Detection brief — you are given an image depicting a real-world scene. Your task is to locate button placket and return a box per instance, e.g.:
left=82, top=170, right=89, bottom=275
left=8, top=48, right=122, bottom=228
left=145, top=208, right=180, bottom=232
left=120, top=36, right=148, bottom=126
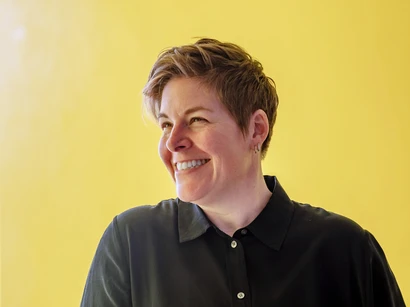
left=226, top=237, right=250, bottom=306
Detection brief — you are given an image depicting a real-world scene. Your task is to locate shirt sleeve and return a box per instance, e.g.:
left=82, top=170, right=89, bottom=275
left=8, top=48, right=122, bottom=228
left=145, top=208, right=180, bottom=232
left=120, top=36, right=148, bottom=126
left=364, top=230, right=405, bottom=307
left=80, top=217, right=131, bottom=307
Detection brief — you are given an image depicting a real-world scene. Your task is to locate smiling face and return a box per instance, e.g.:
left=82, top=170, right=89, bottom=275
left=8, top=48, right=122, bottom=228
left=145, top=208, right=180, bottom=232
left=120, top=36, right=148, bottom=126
left=158, top=77, right=254, bottom=205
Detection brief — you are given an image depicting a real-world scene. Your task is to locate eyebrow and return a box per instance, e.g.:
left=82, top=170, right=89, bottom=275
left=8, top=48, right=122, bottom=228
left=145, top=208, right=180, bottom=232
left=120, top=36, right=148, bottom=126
left=157, top=106, right=213, bottom=120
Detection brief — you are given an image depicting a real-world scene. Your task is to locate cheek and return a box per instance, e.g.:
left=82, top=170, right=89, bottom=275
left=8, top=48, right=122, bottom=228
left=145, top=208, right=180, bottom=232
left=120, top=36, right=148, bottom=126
left=207, top=130, right=240, bottom=153
left=158, top=137, right=169, bottom=163
left=158, top=137, right=176, bottom=181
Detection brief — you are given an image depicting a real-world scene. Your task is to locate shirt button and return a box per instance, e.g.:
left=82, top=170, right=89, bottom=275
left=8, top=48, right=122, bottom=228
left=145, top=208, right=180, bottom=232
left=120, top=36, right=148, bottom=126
left=231, top=240, right=237, bottom=248
left=237, top=292, right=245, bottom=299
left=241, top=229, right=248, bottom=235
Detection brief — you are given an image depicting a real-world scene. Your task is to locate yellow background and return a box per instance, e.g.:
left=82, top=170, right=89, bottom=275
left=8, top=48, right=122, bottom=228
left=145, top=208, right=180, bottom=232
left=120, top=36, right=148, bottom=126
left=1, top=0, right=409, bottom=306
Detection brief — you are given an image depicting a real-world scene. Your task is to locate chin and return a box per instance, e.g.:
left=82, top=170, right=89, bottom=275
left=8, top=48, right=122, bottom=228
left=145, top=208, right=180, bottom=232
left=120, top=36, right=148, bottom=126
left=176, top=186, right=206, bottom=204
left=176, top=191, right=197, bottom=203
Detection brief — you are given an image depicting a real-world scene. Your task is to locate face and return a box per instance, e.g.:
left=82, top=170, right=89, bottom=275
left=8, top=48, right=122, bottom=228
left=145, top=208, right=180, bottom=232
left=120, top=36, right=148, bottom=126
left=158, top=77, right=254, bottom=205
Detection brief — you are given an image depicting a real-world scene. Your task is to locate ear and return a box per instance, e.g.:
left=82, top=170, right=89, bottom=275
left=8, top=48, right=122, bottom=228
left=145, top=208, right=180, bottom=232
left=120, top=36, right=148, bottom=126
left=249, top=109, right=269, bottom=146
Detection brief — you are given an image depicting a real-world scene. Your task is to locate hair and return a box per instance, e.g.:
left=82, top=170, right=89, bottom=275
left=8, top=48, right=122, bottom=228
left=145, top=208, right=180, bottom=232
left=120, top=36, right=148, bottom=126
left=143, top=38, right=279, bottom=158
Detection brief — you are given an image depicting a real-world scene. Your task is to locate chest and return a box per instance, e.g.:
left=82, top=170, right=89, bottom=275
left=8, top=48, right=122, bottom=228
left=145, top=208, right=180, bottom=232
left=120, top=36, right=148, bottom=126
left=128, top=232, right=359, bottom=307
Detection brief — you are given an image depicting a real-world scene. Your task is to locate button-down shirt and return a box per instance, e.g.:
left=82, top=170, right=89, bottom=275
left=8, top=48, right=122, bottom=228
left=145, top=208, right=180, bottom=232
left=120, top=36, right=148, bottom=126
left=81, top=176, right=405, bottom=306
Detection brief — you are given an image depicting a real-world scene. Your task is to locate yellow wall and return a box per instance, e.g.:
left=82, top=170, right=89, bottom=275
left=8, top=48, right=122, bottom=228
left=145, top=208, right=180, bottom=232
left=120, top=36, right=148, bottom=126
left=1, top=0, right=409, bottom=306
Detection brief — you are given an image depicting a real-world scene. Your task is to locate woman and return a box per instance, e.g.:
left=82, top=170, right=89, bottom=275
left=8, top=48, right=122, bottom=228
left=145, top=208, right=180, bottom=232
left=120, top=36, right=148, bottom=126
left=81, top=38, right=405, bottom=306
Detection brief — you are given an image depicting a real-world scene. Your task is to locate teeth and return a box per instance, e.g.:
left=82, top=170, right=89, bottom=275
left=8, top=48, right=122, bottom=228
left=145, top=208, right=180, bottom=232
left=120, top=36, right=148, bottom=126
left=176, top=159, right=209, bottom=171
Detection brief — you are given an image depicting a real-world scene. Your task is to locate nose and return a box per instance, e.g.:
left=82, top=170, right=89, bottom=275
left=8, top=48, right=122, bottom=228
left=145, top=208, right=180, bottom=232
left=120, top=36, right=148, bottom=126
left=166, top=124, right=191, bottom=152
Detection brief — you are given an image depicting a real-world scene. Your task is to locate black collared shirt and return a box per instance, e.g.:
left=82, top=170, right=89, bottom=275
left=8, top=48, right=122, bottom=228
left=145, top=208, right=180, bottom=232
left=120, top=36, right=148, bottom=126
left=81, top=176, right=405, bottom=306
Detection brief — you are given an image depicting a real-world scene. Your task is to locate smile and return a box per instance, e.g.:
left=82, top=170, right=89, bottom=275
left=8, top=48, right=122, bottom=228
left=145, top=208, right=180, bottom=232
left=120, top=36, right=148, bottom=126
left=175, top=159, right=210, bottom=171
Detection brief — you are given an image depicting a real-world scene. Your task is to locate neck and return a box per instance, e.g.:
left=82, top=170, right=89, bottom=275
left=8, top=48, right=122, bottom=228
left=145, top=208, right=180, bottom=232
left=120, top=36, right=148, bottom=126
left=197, top=171, right=272, bottom=237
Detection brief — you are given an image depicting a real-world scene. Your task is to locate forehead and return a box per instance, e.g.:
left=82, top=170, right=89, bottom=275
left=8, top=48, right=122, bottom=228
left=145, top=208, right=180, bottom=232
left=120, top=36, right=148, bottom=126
left=159, top=78, right=221, bottom=115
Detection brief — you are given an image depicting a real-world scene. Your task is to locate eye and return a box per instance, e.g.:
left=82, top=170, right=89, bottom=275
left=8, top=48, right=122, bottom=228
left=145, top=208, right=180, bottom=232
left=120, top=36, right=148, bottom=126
left=160, top=122, right=172, bottom=130
left=190, top=117, right=206, bottom=124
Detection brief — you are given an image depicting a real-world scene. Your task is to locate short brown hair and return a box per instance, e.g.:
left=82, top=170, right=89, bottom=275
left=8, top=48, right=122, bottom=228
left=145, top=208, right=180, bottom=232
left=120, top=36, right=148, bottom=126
left=143, top=38, right=279, bottom=158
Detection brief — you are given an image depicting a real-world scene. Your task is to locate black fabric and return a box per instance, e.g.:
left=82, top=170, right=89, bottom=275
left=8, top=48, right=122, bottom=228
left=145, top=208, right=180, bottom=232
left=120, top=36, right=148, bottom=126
left=81, top=176, right=405, bottom=306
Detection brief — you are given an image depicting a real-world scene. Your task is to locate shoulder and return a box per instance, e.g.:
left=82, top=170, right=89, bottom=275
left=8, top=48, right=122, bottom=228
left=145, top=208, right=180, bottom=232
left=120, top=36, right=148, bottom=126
left=117, top=198, right=179, bottom=221
left=284, top=201, right=377, bottom=267
left=114, top=198, right=180, bottom=235
left=290, top=201, right=366, bottom=245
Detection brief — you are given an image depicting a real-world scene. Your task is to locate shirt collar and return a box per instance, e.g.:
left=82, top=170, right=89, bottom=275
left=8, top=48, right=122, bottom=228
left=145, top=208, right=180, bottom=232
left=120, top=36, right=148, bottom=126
left=247, top=176, right=295, bottom=250
left=177, top=176, right=295, bottom=250
left=178, top=199, right=211, bottom=243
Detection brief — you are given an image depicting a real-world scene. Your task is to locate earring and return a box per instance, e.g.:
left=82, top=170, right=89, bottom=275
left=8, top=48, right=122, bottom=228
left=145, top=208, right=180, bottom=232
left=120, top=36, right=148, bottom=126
left=254, top=143, right=261, bottom=153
